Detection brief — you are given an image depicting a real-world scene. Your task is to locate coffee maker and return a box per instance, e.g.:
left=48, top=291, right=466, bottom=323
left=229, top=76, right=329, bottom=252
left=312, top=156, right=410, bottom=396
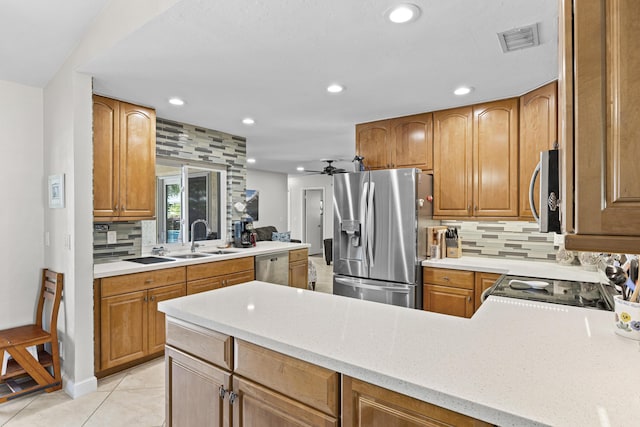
left=233, top=214, right=255, bottom=248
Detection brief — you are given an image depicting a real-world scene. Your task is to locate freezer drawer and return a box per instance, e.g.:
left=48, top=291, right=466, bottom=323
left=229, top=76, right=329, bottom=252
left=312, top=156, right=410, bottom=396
left=333, top=275, right=418, bottom=309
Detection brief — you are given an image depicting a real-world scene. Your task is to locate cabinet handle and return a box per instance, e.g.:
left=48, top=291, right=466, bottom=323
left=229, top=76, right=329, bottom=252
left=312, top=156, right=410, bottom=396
left=474, top=205, right=478, bottom=211
left=443, top=276, right=449, bottom=281
left=468, top=296, right=472, bottom=302
left=228, top=391, right=238, bottom=405
left=143, top=296, right=148, bottom=302
left=218, top=386, right=227, bottom=400
left=114, top=204, right=118, bottom=211
left=121, top=205, right=125, bottom=211
left=467, top=205, right=471, bottom=212
left=150, top=296, right=155, bottom=302
left=145, top=279, right=154, bottom=284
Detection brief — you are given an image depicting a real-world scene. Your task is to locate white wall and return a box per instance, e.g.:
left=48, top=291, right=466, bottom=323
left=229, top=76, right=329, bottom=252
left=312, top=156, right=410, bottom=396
left=287, top=174, right=333, bottom=242
left=0, top=80, right=44, bottom=329
left=246, top=169, right=288, bottom=232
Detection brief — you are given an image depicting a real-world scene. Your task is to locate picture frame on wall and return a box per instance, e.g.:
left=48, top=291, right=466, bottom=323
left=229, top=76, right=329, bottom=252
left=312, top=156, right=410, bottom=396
left=246, top=189, right=259, bottom=221
left=48, top=174, right=65, bottom=209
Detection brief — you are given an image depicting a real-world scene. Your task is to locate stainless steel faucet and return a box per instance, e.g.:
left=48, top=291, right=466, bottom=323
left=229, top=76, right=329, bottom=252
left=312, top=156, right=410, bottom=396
left=190, top=219, right=209, bottom=252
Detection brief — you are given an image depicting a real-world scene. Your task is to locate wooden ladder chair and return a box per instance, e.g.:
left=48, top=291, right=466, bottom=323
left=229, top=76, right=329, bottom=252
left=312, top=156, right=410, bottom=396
left=0, top=269, right=63, bottom=403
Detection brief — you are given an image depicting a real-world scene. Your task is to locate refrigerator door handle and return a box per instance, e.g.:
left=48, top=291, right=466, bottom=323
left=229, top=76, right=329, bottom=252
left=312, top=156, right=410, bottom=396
left=360, top=182, right=369, bottom=264
left=367, top=182, right=375, bottom=267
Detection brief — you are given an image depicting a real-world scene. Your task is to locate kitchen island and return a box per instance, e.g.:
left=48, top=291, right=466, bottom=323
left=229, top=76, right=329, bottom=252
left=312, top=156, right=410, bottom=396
left=159, top=280, right=639, bottom=426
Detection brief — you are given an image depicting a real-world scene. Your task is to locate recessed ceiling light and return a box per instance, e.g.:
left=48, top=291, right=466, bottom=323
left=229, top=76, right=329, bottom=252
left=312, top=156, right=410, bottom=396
left=247, top=158, right=256, bottom=164
left=168, top=97, right=184, bottom=106
left=327, top=84, right=344, bottom=94
left=242, top=118, right=255, bottom=125
left=297, top=166, right=305, bottom=171
left=385, top=3, right=421, bottom=24
left=454, top=86, right=473, bottom=96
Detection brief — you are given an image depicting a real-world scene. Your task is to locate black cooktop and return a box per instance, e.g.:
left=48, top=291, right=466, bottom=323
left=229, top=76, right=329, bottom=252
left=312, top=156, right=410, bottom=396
left=486, top=274, right=614, bottom=311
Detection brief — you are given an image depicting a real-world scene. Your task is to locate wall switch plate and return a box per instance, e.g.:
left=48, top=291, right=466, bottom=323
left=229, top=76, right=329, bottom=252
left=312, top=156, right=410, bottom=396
left=553, top=233, right=565, bottom=246
left=45, top=231, right=50, bottom=247
left=107, top=230, right=117, bottom=244
left=94, top=224, right=109, bottom=232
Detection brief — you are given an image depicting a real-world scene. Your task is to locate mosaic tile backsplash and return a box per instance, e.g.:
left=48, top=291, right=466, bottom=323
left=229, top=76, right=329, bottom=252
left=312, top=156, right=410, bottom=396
left=441, top=220, right=557, bottom=261
left=93, top=118, right=247, bottom=263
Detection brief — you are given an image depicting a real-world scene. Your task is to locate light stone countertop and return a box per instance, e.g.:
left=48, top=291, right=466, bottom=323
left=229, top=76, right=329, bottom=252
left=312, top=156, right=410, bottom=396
left=93, top=241, right=310, bottom=278
left=159, top=281, right=640, bottom=427
left=423, top=256, right=605, bottom=283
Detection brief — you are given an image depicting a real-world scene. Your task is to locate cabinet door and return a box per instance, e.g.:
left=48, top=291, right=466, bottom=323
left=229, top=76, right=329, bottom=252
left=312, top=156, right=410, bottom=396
left=148, top=283, right=186, bottom=354
left=519, top=82, right=557, bottom=219
left=165, top=345, right=230, bottom=427
left=232, top=376, right=338, bottom=427
left=356, top=120, right=391, bottom=170
left=222, top=270, right=255, bottom=287
left=93, top=95, right=120, bottom=218
left=564, top=0, right=640, bottom=252
left=474, top=272, right=501, bottom=312
left=100, top=290, right=147, bottom=370
left=390, top=113, right=433, bottom=171
left=473, top=99, right=519, bottom=217
left=342, top=376, right=492, bottom=427
left=423, top=284, right=474, bottom=318
left=119, top=102, right=156, bottom=219
left=433, top=107, right=473, bottom=217
left=289, top=260, right=308, bottom=289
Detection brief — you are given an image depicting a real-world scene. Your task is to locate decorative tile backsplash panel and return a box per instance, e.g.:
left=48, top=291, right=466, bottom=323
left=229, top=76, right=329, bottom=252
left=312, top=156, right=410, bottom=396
left=441, top=220, right=557, bottom=261
left=93, top=118, right=247, bottom=263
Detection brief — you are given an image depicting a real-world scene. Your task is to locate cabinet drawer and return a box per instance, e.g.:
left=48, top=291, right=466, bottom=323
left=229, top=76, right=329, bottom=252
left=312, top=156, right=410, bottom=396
left=235, top=340, right=339, bottom=417
left=186, top=257, right=254, bottom=281
left=423, top=267, right=474, bottom=290
left=101, top=267, right=186, bottom=297
left=289, top=248, right=308, bottom=263
left=165, top=318, right=233, bottom=371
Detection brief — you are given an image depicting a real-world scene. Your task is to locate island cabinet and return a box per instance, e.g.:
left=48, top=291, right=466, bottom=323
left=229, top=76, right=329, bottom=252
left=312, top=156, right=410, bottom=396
left=433, top=99, right=519, bottom=219
left=423, top=267, right=475, bottom=318
left=518, top=81, right=557, bottom=220
left=93, top=94, right=156, bottom=221
left=94, top=267, right=186, bottom=375
left=342, top=376, right=492, bottom=427
left=559, top=0, right=640, bottom=253
left=165, top=318, right=339, bottom=427
left=356, top=113, right=433, bottom=171
left=186, top=257, right=254, bottom=295
left=288, top=248, right=308, bottom=289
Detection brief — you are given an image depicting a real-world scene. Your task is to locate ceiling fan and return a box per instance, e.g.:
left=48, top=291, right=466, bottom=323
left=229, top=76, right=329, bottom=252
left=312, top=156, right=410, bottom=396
left=304, top=160, right=348, bottom=176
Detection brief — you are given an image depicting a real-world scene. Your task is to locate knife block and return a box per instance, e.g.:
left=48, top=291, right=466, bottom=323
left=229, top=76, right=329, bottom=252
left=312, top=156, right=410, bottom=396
left=446, top=240, right=462, bottom=258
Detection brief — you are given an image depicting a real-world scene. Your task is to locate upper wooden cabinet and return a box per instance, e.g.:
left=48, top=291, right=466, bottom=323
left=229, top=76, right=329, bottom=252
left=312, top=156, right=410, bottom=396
left=93, top=95, right=156, bottom=221
left=433, top=99, right=518, bottom=218
left=356, top=113, right=433, bottom=171
left=519, top=82, right=557, bottom=220
left=560, top=0, right=640, bottom=253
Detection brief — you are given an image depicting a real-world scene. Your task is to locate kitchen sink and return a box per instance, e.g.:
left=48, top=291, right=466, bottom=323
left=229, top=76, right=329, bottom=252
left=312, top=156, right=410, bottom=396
left=203, top=250, right=237, bottom=255
left=125, top=256, right=176, bottom=264
left=170, top=253, right=213, bottom=259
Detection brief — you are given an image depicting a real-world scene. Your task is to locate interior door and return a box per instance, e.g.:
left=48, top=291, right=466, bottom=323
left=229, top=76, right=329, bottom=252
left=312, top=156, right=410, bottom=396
left=304, top=189, right=323, bottom=255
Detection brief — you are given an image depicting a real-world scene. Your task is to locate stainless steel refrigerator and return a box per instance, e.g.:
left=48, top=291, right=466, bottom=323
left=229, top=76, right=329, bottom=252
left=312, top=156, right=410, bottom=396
left=333, top=168, right=432, bottom=309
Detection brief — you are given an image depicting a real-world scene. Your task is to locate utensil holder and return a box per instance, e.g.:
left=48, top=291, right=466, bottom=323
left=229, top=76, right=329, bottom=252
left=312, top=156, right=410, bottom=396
left=614, top=295, right=640, bottom=340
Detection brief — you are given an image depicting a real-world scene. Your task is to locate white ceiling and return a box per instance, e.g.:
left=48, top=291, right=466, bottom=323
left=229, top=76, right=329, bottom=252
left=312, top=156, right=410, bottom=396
left=2, top=0, right=558, bottom=175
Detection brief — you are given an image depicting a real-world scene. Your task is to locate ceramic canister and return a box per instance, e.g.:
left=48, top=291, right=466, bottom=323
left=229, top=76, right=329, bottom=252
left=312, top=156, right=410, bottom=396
left=614, top=295, right=640, bottom=340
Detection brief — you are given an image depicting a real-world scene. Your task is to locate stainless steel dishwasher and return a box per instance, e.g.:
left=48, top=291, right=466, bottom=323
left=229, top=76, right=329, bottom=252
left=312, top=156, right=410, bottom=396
left=255, top=252, right=289, bottom=286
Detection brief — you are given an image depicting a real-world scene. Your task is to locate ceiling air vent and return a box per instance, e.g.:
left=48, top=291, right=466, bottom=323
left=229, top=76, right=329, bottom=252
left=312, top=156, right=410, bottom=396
left=497, top=23, right=540, bottom=53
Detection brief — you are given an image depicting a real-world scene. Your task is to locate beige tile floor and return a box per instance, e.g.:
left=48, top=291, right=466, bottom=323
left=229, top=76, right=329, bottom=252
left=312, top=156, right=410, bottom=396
left=0, top=257, right=333, bottom=427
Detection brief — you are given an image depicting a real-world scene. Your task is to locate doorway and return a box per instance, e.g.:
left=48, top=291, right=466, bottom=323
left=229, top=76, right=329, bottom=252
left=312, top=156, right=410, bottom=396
left=304, top=189, right=323, bottom=255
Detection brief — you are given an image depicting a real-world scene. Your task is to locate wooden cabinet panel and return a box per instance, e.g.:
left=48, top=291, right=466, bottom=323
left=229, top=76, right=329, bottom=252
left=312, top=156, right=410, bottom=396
left=101, top=267, right=186, bottom=297
left=289, top=248, right=309, bottom=263
left=92, top=95, right=156, bottom=221
left=562, top=0, right=640, bottom=253
left=232, top=376, right=337, bottom=427
left=473, top=99, right=519, bottom=217
left=342, top=376, right=492, bottom=427
left=187, top=277, right=223, bottom=295
left=118, top=102, right=156, bottom=218
left=187, top=257, right=254, bottom=282
left=519, top=82, right=557, bottom=219
left=148, top=283, right=186, bottom=354
left=165, top=345, right=230, bottom=427
left=423, top=267, right=474, bottom=290
left=474, top=272, right=501, bottom=311
left=93, top=96, right=120, bottom=218
left=424, top=284, right=474, bottom=318
left=235, top=340, right=339, bottom=417
left=390, top=112, right=433, bottom=171
left=222, top=270, right=255, bottom=287
left=356, top=120, right=391, bottom=170
left=100, top=290, right=147, bottom=370
left=166, top=318, right=234, bottom=371
left=433, top=107, right=474, bottom=216
left=289, top=260, right=308, bottom=289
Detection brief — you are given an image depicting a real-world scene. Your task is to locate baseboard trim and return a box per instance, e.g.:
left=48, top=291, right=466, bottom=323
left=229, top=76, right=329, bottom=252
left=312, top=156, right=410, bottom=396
left=63, top=373, right=97, bottom=399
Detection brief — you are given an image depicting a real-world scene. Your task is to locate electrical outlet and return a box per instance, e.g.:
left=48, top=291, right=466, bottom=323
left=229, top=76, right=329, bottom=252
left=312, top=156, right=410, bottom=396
left=107, top=230, right=117, bottom=244
left=553, top=233, right=565, bottom=246
left=65, top=234, right=71, bottom=250
left=94, top=224, right=109, bottom=232
left=45, top=231, right=50, bottom=247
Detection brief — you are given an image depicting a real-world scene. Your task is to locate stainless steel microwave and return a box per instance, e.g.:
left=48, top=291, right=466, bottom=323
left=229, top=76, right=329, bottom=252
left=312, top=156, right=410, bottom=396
left=529, top=149, right=561, bottom=233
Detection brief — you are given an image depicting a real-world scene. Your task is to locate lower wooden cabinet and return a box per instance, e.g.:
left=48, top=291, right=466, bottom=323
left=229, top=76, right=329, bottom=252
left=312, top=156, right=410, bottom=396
left=474, top=272, right=501, bottom=312
left=186, top=257, right=255, bottom=295
left=342, top=376, right=492, bottom=427
left=424, top=284, right=474, bottom=318
left=95, top=267, right=186, bottom=375
left=288, top=248, right=309, bottom=289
